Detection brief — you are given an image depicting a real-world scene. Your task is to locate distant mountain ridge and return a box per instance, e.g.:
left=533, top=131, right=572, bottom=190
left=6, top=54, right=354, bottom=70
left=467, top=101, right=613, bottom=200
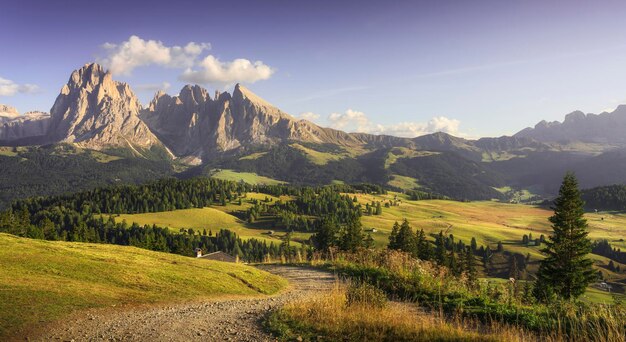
left=0, top=105, right=50, bottom=141
left=2, top=62, right=626, bottom=202
left=515, top=105, right=626, bottom=147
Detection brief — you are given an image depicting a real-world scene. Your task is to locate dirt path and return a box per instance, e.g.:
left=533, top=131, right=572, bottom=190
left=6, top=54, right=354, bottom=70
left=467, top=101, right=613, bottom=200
left=34, top=265, right=336, bottom=342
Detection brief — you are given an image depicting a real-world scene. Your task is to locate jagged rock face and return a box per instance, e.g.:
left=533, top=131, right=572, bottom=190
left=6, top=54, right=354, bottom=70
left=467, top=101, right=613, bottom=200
left=47, top=63, right=163, bottom=151
left=515, top=106, right=626, bottom=146
left=0, top=105, right=51, bottom=140
left=143, top=83, right=365, bottom=159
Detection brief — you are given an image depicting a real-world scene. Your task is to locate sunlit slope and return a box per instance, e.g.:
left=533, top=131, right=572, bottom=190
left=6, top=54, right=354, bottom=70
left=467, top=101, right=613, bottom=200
left=0, top=233, right=287, bottom=339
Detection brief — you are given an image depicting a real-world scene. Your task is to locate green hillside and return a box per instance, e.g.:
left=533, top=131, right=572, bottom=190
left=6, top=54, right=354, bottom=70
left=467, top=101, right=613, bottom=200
left=0, top=233, right=287, bottom=339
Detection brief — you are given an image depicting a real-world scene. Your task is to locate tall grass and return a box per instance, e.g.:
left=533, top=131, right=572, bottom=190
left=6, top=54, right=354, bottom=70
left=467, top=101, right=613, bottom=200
left=267, top=283, right=535, bottom=341
left=303, top=249, right=626, bottom=341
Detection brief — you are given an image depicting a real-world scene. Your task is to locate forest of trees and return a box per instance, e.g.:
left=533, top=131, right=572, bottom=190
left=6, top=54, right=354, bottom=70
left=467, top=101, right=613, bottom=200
left=581, top=184, right=626, bottom=211
left=0, top=177, right=383, bottom=262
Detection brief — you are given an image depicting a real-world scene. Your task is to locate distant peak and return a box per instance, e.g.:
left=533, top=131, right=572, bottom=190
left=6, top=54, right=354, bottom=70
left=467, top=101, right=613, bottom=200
left=179, top=84, right=209, bottom=103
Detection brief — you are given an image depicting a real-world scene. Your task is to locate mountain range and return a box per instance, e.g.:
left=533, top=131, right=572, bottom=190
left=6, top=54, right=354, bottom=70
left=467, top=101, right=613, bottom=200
left=2, top=62, right=626, bottom=204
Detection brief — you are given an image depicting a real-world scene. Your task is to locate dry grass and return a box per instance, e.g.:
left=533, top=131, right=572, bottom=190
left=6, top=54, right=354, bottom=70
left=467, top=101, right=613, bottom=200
left=270, top=284, right=534, bottom=341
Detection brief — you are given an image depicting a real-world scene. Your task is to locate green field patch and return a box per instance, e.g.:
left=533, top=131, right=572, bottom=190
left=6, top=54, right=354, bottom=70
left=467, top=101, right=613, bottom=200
left=210, top=169, right=286, bottom=185
left=111, top=206, right=310, bottom=246
left=387, top=174, right=420, bottom=190
left=384, top=147, right=438, bottom=169
left=290, top=143, right=347, bottom=165
left=239, top=152, right=268, bottom=160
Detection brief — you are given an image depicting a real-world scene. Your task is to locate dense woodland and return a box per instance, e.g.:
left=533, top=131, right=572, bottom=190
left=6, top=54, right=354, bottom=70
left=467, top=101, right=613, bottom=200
left=582, top=184, right=626, bottom=211
left=0, top=144, right=174, bottom=209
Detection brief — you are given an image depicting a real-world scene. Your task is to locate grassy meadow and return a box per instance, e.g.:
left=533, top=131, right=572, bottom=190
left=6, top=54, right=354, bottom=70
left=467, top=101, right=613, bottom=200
left=110, top=192, right=311, bottom=246
left=0, top=233, right=287, bottom=339
left=210, top=169, right=287, bottom=185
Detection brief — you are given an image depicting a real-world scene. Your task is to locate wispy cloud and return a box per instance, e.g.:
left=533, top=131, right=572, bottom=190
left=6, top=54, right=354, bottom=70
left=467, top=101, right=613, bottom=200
left=0, top=77, right=40, bottom=96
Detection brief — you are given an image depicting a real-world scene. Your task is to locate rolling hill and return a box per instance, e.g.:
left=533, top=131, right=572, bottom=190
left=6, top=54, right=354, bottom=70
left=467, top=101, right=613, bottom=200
left=0, top=233, right=287, bottom=339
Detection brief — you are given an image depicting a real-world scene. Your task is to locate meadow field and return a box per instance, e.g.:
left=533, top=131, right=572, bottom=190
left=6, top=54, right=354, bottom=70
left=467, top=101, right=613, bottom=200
left=0, top=233, right=287, bottom=339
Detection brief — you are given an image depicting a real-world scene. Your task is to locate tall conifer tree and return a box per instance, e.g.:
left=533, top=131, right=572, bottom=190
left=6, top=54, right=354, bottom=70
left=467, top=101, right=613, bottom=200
left=534, top=173, right=596, bottom=301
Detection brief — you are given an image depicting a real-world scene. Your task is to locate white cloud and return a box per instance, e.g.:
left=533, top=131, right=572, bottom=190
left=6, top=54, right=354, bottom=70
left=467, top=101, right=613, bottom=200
left=98, top=35, right=275, bottom=86
left=135, top=81, right=171, bottom=92
left=328, top=109, right=373, bottom=132
left=0, top=77, right=40, bottom=96
left=98, top=35, right=210, bottom=75
left=179, top=55, right=274, bottom=86
left=326, top=109, right=462, bottom=137
left=297, top=111, right=321, bottom=121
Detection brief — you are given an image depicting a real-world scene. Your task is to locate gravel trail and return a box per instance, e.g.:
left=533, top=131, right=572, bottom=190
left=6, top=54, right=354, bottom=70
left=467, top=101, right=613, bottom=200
left=32, top=265, right=336, bottom=341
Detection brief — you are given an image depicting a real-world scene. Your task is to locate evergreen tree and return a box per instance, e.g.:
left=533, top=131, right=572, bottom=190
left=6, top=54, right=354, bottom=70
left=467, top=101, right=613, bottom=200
left=509, top=255, right=520, bottom=280
left=464, top=246, right=477, bottom=284
left=312, top=218, right=337, bottom=253
left=608, top=260, right=616, bottom=272
left=435, top=231, right=447, bottom=266
left=388, top=221, right=400, bottom=249
left=339, top=219, right=364, bottom=252
left=534, top=173, right=596, bottom=301
left=375, top=202, right=383, bottom=215
left=470, top=237, right=477, bottom=253
left=416, top=228, right=432, bottom=260
left=394, top=219, right=415, bottom=254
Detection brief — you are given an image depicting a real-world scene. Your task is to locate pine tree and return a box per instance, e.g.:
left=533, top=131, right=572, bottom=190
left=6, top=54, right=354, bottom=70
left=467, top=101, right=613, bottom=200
left=395, top=219, right=415, bottom=254
left=313, top=218, right=337, bottom=253
left=470, top=237, right=477, bottom=253
left=375, top=202, right=382, bottom=215
left=339, top=218, right=363, bottom=252
left=388, top=221, right=400, bottom=249
left=464, top=246, right=477, bottom=284
left=534, top=173, right=596, bottom=301
left=435, top=231, right=447, bottom=266
left=416, top=228, right=432, bottom=260
left=509, top=255, right=520, bottom=280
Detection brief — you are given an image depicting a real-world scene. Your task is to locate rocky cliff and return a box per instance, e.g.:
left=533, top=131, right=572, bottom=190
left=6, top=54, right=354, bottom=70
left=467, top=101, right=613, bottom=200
left=46, top=63, right=165, bottom=153
left=142, top=83, right=367, bottom=160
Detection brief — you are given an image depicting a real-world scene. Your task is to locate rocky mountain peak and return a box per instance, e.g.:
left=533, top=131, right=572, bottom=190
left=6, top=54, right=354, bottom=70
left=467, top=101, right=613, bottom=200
left=46, top=63, right=165, bottom=153
left=233, top=83, right=274, bottom=108
left=179, top=84, right=211, bottom=105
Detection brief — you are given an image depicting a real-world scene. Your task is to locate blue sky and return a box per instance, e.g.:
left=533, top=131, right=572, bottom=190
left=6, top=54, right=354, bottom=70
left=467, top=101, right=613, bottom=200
left=2, top=0, right=626, bottom=137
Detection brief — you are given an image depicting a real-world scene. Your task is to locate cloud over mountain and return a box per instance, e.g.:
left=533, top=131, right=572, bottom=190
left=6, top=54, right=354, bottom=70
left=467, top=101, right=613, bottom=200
left=326, top=109, right=462, bottom=137
left=98, top=35, right=275, bottom=87
left=98, top=36, right=210, bottom=75
left=179, top=55, right=274, bottom=86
